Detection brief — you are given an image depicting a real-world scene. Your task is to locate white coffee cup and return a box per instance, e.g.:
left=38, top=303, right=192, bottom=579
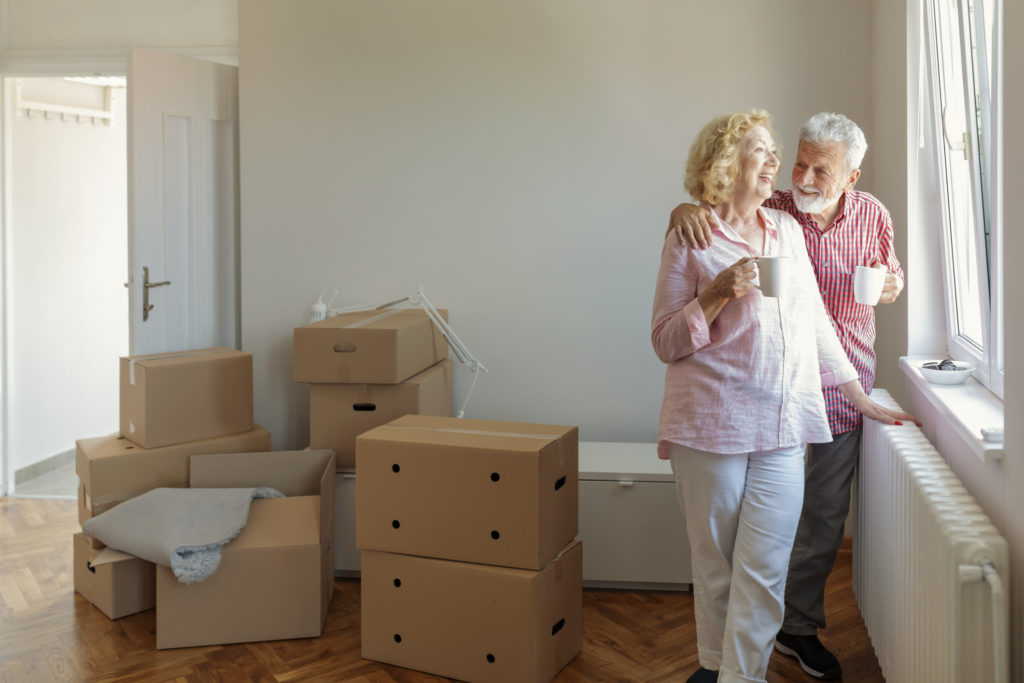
left=854, top=265, right=886, bottom=305
left=755, top=256, right=790, bottom=298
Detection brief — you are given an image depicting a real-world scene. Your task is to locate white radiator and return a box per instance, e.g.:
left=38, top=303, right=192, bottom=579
left=854, top=389, right=1009, bottom=683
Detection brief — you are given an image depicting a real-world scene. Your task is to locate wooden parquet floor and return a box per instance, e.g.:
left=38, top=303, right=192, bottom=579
left=0, top=497, right=884, bottom=682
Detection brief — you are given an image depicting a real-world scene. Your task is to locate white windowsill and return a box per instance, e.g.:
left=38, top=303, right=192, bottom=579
left=899, top=356, right=1004, bottom=463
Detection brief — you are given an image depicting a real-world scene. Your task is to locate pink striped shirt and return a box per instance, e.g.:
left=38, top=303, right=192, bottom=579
left=765, top=189, right=903, bottom=434
left=652, top=206, right=858, bottom=458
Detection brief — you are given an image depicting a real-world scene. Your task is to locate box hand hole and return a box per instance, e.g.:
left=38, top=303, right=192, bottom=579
left=352, top=403, right=376, bottom=411
left=554, top=476, right=566, bottom=491
left=551, top=618, right=565, bottom=636
left=332, top=342, right=357, bottom=353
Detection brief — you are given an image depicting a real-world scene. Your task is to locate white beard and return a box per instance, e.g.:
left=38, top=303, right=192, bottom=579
left=792, top=184, right=842, bottom=215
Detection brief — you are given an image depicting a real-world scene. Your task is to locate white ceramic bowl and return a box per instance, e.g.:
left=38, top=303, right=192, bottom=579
left=920, top=361, right=974, bottom=385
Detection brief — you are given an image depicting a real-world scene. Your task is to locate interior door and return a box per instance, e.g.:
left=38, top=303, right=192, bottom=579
left=127, top=47, right=239, bottom=356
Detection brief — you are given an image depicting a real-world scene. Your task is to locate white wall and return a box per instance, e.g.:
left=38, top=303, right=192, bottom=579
left=9, top=77, right=127, bottom=472
left=239, top=0, right=887, bottom=451
left=1, top=0, right=235, bottom=50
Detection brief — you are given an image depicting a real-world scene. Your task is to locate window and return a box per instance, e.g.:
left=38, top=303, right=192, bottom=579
left=925, top=0, right=1003, bottom=397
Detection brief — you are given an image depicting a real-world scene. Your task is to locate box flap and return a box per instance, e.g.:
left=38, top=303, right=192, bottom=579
left=189, top=449, right=335, bottom=496
left=226, top=496, right=320, bottom=550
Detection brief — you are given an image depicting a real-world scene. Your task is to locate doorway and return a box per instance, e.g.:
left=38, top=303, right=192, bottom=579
left=2, top=76, right=128, bottom=496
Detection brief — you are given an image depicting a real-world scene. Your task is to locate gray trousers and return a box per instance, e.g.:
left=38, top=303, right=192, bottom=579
left=781, top=428, right=862, bottom=636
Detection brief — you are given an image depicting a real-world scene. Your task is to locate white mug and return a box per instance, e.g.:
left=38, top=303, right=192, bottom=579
left=755, top=256, right=790, bottom=298
left=854, top=265, right=886, bottom=305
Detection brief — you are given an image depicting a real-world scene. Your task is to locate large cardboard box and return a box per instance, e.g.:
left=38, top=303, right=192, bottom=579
left=120, top=347, right=253, bottom=448
left=155, top=449, right=335, bottom=649
left=73, top=532, right=155, bottom=619
left=293, top=308, right=448, bottom=384
left=361, top=540, right=582, bottom=683
left=310, top=359, right=453, bottom=467
left=356, top=415, right=578, bottom=570
left=76, top=427, right=271, bottom=524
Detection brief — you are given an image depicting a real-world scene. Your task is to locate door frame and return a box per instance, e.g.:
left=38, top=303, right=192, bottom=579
left=0, top=47, right=236, bottom=496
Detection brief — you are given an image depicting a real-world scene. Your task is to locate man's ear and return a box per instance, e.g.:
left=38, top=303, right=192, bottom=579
left=845, top=168, right=861, bottom=193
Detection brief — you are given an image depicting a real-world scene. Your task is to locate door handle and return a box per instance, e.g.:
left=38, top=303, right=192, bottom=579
left=142, top=266, right=171, bottom=321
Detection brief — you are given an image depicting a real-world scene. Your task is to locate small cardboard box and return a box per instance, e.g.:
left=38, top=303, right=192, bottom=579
left=356, top=415, right=578, bottom=570
left=120, top=347, right=253, bottom=448
left=155, top=449, right=335, bottom=649
left=76, top=427, right=271, bottom=524
left=310, top=359, right=453, bottom=467
left=293, top=308, right=448, bottom=384
left=361, top=540, right=582, bottom=683
left=73, top=532, right=155, bottom=619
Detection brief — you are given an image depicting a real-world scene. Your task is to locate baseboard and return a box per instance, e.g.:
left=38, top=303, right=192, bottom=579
left=14, top=448, right=74, bottom=485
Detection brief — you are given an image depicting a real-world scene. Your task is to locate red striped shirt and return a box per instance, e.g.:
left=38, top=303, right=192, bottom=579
left=764, top=189, right=904, bottom=434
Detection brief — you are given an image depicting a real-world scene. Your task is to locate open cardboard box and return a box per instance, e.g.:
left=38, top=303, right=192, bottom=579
left=154, top=449, right=335, bottom=649
left=356, top=415, right=578, bottom=570
left=361, top=540, right=582, bottom=683
left=76, top=427, right=271, bottom=524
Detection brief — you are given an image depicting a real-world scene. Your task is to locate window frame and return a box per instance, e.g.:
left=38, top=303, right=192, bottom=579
left=924, top=0, right=1003, bottom=399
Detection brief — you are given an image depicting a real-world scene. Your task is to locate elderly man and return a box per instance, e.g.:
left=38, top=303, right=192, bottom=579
left=666, top=112, right=904, bottom=681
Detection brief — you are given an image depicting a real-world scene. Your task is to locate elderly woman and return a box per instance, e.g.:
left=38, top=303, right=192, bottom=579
left=651, top=109, right=915, bottom=683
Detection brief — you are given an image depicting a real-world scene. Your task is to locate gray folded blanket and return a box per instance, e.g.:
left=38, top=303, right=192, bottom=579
left=82, top=486, right=283, bottom=584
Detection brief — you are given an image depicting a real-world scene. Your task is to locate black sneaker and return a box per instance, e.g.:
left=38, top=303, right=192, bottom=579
left=685, top=667, right=718, bottom=683
left=774, top=631, right=841, bottom=680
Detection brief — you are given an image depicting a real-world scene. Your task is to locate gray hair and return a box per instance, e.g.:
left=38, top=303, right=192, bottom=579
left=799, top=112, right=867, bottom=173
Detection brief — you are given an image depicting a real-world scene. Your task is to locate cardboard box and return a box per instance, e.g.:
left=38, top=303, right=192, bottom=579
left=120, top=347, right=253, bottom=448
left=293, top=308, right=448, bottom=384
left=310, top=359, right=453, bottom=467
left=361, top=540, right=582, bottom=683
left=356, top=415, right=578, bottom=570
left=155, top=449, right=335, bottom=649
left=76, top=427, right=271, bottom=524
left=73, top=532, right=155, bottom=619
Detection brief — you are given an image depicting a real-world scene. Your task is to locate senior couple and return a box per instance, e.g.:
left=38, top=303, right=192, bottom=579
left=651, top=110, right=917, bottom=683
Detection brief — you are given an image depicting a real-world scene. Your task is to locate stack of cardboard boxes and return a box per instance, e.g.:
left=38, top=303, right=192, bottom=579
left=293, top=308, right=454, bottom=468
left=74, top=347, right=266, bottom=620
left=356, top=414, right=583, bottom=683
left=73, top=347, right=336, bottom=651
left=293, top=308, right=456, bottom=576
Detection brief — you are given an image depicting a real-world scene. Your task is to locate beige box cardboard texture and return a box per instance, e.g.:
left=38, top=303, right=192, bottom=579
left=76, top=427, right=271, bottom=524
left=73, top=532, right=155, bottom=620
left=309, top=359, right=453, bottom=467
left=356, top=415, right=578, bottom=570
left=294, top=308, right=448, bottom=384
left=119, top=347, right=253, bottom=448
left=361, top=540, right=583, bottom=683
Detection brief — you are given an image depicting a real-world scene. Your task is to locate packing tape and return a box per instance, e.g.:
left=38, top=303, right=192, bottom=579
left=342, top=308, right=405, bottom=329
left=127, top=348, right=222, bottom=386
left=384, top=425, right=567, bottom=467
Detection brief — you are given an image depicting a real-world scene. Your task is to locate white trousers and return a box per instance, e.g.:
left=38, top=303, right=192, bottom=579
left=669, top=442, right=805, bottom=683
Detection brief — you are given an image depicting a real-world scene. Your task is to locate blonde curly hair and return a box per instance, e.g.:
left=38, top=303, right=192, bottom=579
left=684, top=109, right=778, bottom=205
